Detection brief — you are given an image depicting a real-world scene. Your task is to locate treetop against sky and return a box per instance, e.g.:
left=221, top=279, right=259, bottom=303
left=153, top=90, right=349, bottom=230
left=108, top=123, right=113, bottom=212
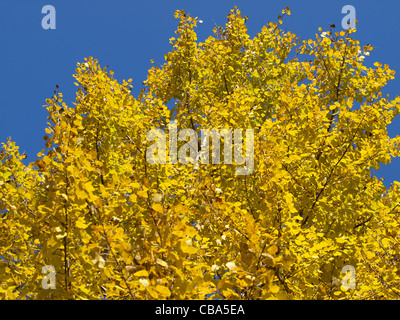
left=1, top=3, right=400, bottom=300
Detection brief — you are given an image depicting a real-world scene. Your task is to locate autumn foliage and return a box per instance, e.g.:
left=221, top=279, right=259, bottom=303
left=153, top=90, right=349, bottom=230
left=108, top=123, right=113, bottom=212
left=1, top=7, right=400, bottom=299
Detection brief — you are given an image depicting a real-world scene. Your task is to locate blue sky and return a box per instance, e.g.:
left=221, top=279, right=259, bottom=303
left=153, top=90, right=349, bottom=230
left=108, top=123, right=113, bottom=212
left=0, top=0, right=399, bottom=186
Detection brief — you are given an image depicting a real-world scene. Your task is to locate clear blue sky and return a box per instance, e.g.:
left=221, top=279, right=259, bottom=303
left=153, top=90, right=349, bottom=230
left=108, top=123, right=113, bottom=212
left=0, top=0, right=399, bottom=186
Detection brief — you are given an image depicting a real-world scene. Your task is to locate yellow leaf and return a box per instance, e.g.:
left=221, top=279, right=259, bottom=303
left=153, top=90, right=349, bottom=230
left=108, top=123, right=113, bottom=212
left=382, top=238, right=391, bottom=248
left=139, top=278, right=150, bottom=288
left=156, top=285, right=171, bottom=297
left=267, top=245, right=279, bottom=255
left=270, top=285, right=280, bottom=294
left=131, top=182, right=141, bottom=189
left=76, top=217, right=89, bottom=229
left=129, top=193, right=137, bottom=203
left=181, top=240, right=197, bottom=254
left=137, top=190, right=148, bottom=198
left=56, top=232, right=67, bottom=239
left=76, top=189, right=87, bottom=200
left=134, top=269, right=149, bottom=277
left=147, top=286, right=159, bottom=299
left=156, top=258, right=168, bottom=268
left=295, top=234, right=306, bottom=246
left=365, top=251, right=375, bottom=259
left=171, top=266, right=185, bottom=280
left=85, top=182, right=95, bottom=193
left=152, top=203, right=163, bottom=213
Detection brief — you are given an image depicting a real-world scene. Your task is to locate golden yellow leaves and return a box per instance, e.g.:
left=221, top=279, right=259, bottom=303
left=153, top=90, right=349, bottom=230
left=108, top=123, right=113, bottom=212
left=146, top=285, right=171, bottom=299
left=179, top=239, right=197, bottom=255
left=35, top=156, right=51, bottom=171
left=155, top=285, right=172, bottom=298
left=137, top=189, right=148, bottom=198
left=0, top=286, right=18, bottom=300
left=294, top=234, right=306, bottom=246
left=128, top=193, right=137, bottom=203
left=76, top=216, right=90, bottom=229
left=54, top=226, right=67, bottom=239
left=138, top=277, right=150, bottom=288
left=134, top=269, right=149, bottom=277
left=151, top=203, right=163, bottom=214
left=156, top=258, right=168, bottom=268
left=133, top=266, right=173, bottom=299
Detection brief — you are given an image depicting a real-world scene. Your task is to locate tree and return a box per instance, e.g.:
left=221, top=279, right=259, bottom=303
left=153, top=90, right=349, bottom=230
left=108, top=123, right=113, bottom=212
left=1, top=7, right=400, bottom=300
